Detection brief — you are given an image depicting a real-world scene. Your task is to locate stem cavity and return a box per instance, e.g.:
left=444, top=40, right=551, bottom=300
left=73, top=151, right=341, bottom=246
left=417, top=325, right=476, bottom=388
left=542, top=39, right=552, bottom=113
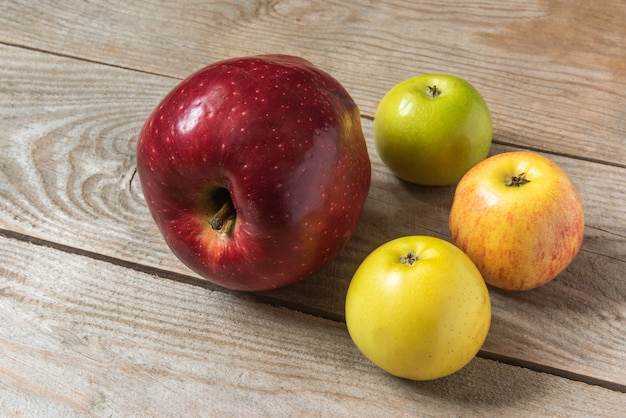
left=427, top=85, right=441, bottom=98
left=505, top=172, right=531, bottom=187
left=208, top=188, right=236, bottom=234
left=400, top=251, right=418, bottom=266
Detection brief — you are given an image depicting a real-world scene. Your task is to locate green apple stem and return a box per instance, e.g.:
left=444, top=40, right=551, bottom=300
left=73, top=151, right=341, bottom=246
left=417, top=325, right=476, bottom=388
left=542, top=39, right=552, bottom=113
left=505, top=172, right=531, bottom=187
left=400, top=252, right=418, bottom=266
left=427, top=85, right=441, bottom=98
left=210, top=201, right=236, bottom=233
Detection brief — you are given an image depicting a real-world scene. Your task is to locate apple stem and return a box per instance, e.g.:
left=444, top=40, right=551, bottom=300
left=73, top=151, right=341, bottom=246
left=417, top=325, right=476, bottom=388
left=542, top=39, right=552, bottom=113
left=427, top=85, right=441, bottom=98
left=505, top=172, right=531, bottom=187
left=210, top=201, right=236, bottom=233
left=400, top=252, right=418, bottom=266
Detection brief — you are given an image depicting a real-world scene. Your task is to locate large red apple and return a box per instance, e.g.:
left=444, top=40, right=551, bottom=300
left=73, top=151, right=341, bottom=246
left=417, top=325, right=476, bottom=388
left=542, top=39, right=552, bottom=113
left=449, top=151, right=584, bottom=291
left=137, top=55, right=371, bottom=291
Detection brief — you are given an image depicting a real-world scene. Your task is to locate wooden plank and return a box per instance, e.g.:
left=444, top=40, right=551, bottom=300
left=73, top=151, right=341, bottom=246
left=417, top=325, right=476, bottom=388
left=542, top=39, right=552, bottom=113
left=1, top=0, right=624, bottom=166
left=0, top=43, right=625, bottom=388
left=1, top=235, right=624, bottom=416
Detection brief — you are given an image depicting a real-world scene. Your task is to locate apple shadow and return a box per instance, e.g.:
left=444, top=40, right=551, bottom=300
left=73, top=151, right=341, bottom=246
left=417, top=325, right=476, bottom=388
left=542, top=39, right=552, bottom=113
left=397, top=354, right=551, bottom=409
left=356, top=171, right=457, bottom=243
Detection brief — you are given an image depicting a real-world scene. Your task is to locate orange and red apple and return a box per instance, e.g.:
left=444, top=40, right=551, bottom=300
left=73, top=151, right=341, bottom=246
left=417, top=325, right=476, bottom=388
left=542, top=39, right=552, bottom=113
left=449, top=151, right=584, bottom=291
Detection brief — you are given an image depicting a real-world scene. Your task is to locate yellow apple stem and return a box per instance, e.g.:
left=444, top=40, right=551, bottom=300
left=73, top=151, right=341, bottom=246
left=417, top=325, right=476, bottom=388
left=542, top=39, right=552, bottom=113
left=400, top=251, right=418, bottom=266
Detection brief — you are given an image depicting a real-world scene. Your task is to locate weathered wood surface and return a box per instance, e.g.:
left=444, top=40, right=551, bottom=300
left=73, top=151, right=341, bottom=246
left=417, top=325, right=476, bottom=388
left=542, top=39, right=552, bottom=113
left=1, top=0, right=624, bottom=166
left=1, top=0, right=625, bottom=415
left=2, top=236, right=626, bottom=417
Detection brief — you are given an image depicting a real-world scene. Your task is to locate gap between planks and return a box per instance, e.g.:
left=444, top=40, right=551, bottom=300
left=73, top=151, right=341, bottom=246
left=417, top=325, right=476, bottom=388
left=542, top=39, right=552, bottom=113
left=2, top=39, right=624, bottom=171
left=0, top=40, right=179, bottom=83
left=1, top=226, right=624, bottom=394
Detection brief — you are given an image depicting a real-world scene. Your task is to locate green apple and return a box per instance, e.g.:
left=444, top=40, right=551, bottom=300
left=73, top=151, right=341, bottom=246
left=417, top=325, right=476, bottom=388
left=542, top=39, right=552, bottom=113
left=449, top=151, right=585, bottom=291
left=345, top=236, right=491, bottom=381
left=373, top=74, right=492, bottom=185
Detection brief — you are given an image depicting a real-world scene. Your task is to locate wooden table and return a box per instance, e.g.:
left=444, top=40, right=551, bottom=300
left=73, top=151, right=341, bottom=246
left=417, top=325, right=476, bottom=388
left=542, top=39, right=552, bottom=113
left=1, top=1, right=624, bottom=416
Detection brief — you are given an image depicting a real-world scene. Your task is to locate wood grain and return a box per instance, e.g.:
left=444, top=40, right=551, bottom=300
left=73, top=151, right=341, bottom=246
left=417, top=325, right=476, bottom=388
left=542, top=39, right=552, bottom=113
left=1, top=235, right=624, bottom=416
left=0, top=0, right=624, bottom=166
left=0, top=43, right=624, bottom=389
left=1, top=0, right=626, bottom=413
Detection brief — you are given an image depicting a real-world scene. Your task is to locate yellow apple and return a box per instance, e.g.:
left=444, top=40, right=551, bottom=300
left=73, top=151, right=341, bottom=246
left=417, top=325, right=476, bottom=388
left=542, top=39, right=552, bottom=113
left=373, top=74, right=492, bottom=186
left=345, top=236, right=491, bottom=381
left=449, top=151, right=585, bottom=291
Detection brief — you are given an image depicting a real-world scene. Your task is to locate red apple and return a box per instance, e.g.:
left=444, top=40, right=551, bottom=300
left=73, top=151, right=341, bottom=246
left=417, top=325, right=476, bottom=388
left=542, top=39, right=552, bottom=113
left=449, top=151, right=584, bottom=291
left=137, top=55, right=371, bottom=291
